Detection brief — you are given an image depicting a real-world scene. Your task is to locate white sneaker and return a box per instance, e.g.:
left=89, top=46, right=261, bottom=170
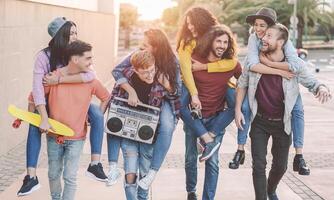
left=106, top=167, right=121, bottom=186
left=138, top=170, right=157, bottom=190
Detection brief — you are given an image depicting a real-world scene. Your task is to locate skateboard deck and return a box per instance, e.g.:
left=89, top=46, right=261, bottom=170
left=8, top=104, right=74, bottom=136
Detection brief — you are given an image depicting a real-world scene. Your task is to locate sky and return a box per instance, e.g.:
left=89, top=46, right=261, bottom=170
left=120, top=0, right=177, bottom=20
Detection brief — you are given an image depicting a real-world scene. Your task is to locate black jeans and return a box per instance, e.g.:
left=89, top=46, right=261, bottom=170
left=250, top=115, right=291, bottom=200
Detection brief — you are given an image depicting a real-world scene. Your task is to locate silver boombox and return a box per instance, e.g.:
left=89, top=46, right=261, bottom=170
left=105, top=97, right=160, bottom=144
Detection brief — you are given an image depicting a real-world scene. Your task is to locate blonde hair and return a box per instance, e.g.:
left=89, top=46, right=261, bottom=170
left=130, top=50, right=155, bottom=70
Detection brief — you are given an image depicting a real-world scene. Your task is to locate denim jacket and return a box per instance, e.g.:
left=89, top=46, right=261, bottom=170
left=112, top=52, right=181, bottom=117
left=238, top=62, right=323, bottom=135
left=246, top=33, right=305, bottom=73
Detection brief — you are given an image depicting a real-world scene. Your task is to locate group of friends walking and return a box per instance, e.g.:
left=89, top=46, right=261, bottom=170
left=15, top=6, right=332, bottom=200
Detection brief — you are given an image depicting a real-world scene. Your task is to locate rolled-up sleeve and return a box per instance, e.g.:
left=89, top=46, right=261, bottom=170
left=297, top=67, right=321, bottom=95
left=32, top=51, right=49, bottom=106
left=237, top=67, right=250, bottom=89
left=284, top=40, right=305, bottom=73
left=246, top=34, right=260, bottom=70
left=112, top=53, right=132, bottom=86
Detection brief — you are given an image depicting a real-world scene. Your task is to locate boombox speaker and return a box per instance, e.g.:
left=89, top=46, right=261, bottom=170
left=105, top=97, right=160, bottom=144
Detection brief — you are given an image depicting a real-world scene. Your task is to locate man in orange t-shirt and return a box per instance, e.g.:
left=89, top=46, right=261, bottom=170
left=42, top=40, right=110, bottom=200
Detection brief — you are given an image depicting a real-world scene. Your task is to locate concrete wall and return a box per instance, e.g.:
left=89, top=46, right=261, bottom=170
left=0, top=0, right=119, bottom=156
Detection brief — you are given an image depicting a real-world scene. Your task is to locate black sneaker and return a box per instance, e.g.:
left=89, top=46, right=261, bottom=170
left=85, top=163, right=108, bottom=182
left=17, top=175, right=41, bottom=196
left=199, top=140, right=221, bottom=162
left=187, top=192, right=198, bottom=200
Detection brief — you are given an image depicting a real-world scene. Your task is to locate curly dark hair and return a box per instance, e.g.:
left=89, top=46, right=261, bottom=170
left=176, top=7, right=218, bottom=51
left=194, top=25, right=238, bottom=60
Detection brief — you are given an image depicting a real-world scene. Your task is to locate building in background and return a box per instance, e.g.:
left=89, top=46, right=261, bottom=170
left=0, top=0, right=119, bottom=156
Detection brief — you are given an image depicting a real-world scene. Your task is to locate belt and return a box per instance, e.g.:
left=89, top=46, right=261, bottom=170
left=256, top=113, right=282, bottom=122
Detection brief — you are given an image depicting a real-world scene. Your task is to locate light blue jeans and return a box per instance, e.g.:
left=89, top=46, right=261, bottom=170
left=107, top=101, right=177, bottom=171
left=47, top=136, right=84, bottom=200
left=184, top=114, right=225, bottom=200
left=291, top=94, right=304, bottom=148
left=27, top=103, right=103, bottom=168
left=225, top=87, right=251, bottom=145
left=121, top=139, right=153, bottom=200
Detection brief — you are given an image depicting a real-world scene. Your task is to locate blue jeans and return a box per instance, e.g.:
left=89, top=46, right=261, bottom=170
left=107, top=134, right=121, bottom=163
left=26, top=103, right=103, bottom=168
left=291, top=94, right=304, bottom=148
left=184, top=115, right=225, bottom=200
left=107, top=101, right=177, bottom=171
left=225, top=87, right=251, bottom=145
left=47, top=136, right=84, bottom=200
left=180, top=84, right=235, bottom=137
left=121, top=139, right=153, bottom=200
left=87, top=104, right=104, bottom=155
left=150, top=101, right=177, bottom=170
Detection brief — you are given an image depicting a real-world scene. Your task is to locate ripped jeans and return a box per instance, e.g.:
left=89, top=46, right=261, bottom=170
left=121, top=138, right=153, bottom=200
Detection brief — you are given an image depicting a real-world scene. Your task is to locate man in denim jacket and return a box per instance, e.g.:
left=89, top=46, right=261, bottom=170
left=235, top=24, right=331, bottom=200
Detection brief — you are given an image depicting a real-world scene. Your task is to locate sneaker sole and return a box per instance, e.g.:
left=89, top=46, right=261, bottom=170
left=17, top=183, right=41, bottom=196
left=106, top=173, right=121, bottom=187
left=138, top=180, right=150, bottom=190
left=106, top=180, right=118, bottom=186
left=85, top=171, right=108, bottom=182
left=199, top=142, right=221, bottom=162
left=298, top=170, right=311, bottom=176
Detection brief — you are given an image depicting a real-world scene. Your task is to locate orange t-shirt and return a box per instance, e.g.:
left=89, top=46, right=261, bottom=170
left=42, top=69, right=110, bottom=140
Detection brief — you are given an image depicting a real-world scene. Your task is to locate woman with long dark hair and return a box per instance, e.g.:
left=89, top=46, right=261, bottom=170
left=106, top=28, right=181, bottom=195
left=17, top=17, right=107, bottom=196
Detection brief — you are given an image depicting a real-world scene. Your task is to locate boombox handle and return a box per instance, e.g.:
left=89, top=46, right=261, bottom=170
left=113, top=97, right=161, bottom=112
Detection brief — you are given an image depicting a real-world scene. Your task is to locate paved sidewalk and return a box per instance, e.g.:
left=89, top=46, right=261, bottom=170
left=0, top=72, right=333, bottom=199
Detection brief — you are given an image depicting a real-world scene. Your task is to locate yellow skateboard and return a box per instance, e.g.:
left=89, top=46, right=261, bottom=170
left=8, top=104, right=75, bottom=137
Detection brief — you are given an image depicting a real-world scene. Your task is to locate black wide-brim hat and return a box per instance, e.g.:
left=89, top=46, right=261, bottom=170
left=245, top=7, right=277, bottom=26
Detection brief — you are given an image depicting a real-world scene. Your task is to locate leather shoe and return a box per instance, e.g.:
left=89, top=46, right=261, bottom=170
left=293, top=155, right=310, bottom=175
left=229, top=150, right=245, bottom=169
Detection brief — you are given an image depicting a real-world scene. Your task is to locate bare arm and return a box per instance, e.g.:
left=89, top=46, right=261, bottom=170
left=100, top=98, right=110, bottom=114
left=43, top=73, right=85, bottom=85
left=36, top=104, right=52, bottom=133
left=120, top=83, right=139, bottom=106
left=43, top=68, right=96, bottom=85
left=259, top=53, right=290, bottom=71
left=235, top=87, right=247, bottom=130
left=28, top=102, right=35, bottom=112
left=251, top=63, right=294, bottom=79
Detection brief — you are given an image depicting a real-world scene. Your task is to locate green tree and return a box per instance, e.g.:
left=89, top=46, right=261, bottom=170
left=172, top=0, right=334, bottom=47
left=120, top=3, right=139, bottom=49
left=269, top=0, right=333, bottom=48
left=162, top=6, right=180, bottom=26
left=218, top=0, right=265, bottom=44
